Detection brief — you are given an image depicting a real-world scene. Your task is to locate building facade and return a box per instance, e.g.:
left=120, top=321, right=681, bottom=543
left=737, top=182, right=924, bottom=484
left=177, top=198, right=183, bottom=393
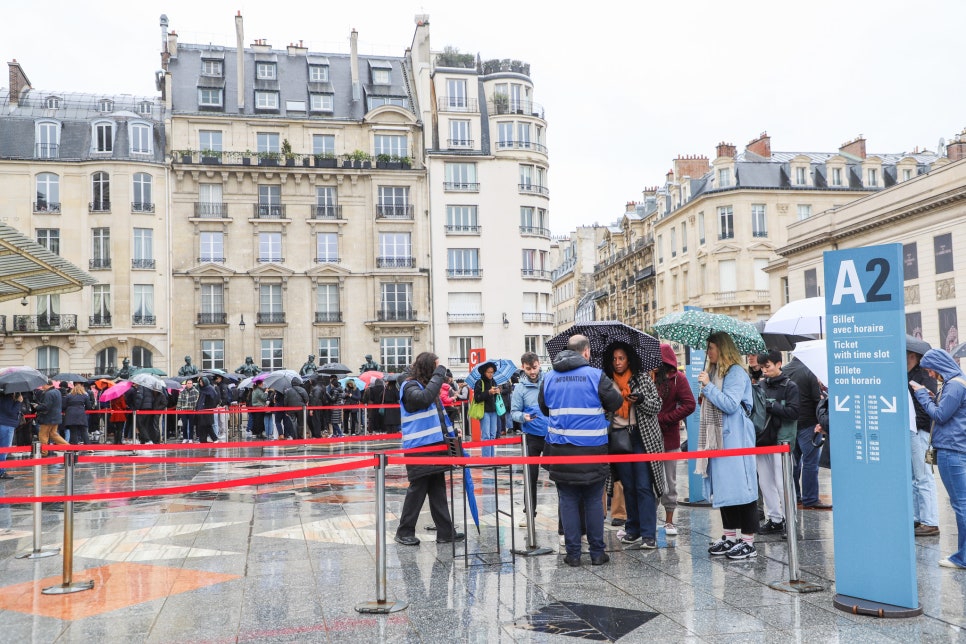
left=551, top=225, right=608, bottom=335
left=0, top=61, right=168, bottom=375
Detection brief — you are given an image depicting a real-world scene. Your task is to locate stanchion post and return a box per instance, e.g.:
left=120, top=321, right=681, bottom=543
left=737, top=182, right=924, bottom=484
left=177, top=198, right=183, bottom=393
left=16, top=441, right=60, bottom=560
left=768, top=443, right=824, bottom=594
left=302, top=405, right=308, bottom=441
left=355, top=453, right=407, bottom=614
left=132, top=409, right=139, bottom=445
left=512, top=434, right=553, bottom=556
left=42, top=451, right=94, bottom=594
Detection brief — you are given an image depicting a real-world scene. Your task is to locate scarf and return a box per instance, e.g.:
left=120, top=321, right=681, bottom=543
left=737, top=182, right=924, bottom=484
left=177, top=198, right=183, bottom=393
left=612, top=370, right=632, bottom=419
left=695, top=364, right=725, bottom=477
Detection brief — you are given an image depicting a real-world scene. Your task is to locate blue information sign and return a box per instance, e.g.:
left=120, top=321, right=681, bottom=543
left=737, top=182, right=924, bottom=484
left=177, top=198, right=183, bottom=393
left=685, top=348, right=706, bottom=503
left=823, top=244, right=917, bottom=609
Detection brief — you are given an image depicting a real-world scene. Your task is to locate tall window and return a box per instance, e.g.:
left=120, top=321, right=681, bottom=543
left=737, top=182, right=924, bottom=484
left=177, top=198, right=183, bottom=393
left=91, top=172, right=110, bottom=211
left=374, top=134, right=406, bottom=157
left=378, top=232, right=412, bottom=267
left=751, top=204, right=767, bottom=237
left=199, top=130, right=223, bottom=152
left=381, top=283, right=412, bottom=318
left=446, top=78, right=467, bottom=108
left=795, top=166, right=808, bottom=185
left=96, top=347, right=117, bottom=375
left=132, top=347, right=153, bottom=368
left=36, top=121, right=59, bottom=158
left=259, top=284, right=283, bottom=318
left=498, top=122, right=513, bottom=148
left=36, top=229, right=60, bottom=254
left=318, top=338, right=340, bottom=363
left=447, top=249, right=480, bottom=277
left=316, top=232, right=339, bottom=262
left=380, top=337, right=412, bottom=372
left=521, top=249, right=547, bottom=275
left=518, top=122, right=531, bottom=148
left=378, top=186, right=410, bottom=217
left=92, top=285, right=111, bottom=324
left=717, top=206, right=734, bottom=240
left=261, top=339, right=284, bottom=371
left=831, top=167, right=843, bottom=187
left=200, top=284, right=224, bottom=318
left=133, top=285, right=154, bottom=324
left=258, top=232, right=282, bottom=262
left=198, top=183, right=223, bottom=217
left=258, top=185, right=282, bottom=217
left=312, top=134, right=335, bottom=156
left=681, top=222, right=688, bottom=253
left=717, top=168, right=731, bottom=188
left=316, top=284, right=340, bottom=322
left=315, top=186, right=338, bottom=218
left=444, top=162, right=477, bottom=189
left=698, top=212, right=706, bottom=244
left=133, top=228, right=153, bottom=268
left=256, top=133, right=280, bottom=153
left=519, top=207, right=546, bottom=233
left=519, top=164, right=533, bottom=188
left=797, top=204, right=812, bottom=221
left=133, top=173, right=153, bottom=211
left=449, top=120, right=470, bottom=146
left=37, top=346, right=59, bottom=376
left=867, top=168, right=878, bottom=187
left=36, top=295, right=59, bottom=327
left=718, top=260, right=737, bottom=293
left=35, top=173, right=59, bottom=211
left=754, top=259, right=769, bottom=291
left=657, top=235, right=663, bottom=264
left=201, top=340, right=225, bottom=371
left=446, top=205, right=478, bottom=232
left=130, top=123, right=151, bottom=154
left=93, top=122, right=113, bottom=152
left=670, top=228, right=677, bottom=257
left=91, top=228, right=110, bottom=269
left=200, top=232, right=224, bottom=262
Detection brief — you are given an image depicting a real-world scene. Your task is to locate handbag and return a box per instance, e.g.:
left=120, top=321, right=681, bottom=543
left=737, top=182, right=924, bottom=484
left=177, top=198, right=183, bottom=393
left=608, top=425, right=634, bottom=455
left=468, top=399, right=485, bottom=420
left=494, top=394, right=506, bottom=417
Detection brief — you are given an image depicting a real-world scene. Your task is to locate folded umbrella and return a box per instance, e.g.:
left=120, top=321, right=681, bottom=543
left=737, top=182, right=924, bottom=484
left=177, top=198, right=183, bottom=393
left=546, top=320, right=662, bottom=372
left=465, top=359, right=518, bottom=390
left=654, top=310, right=766, bottom=356
left=0, top=367, right=49, bottom=394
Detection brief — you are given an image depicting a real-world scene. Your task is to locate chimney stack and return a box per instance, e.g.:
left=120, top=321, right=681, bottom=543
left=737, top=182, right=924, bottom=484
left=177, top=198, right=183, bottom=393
left=673, top=154, right=710, bottom=180
left=745, top=131, right=771, bottom=158
left=350, top=28, right=360, bottom=102
left=167, top=30, right=179, bottom=59
left=235, top=11, right=245, bottom=110
left=716, top=142, right=737, bottom=159
left=839, top=135, right=867, bottom=160
left=7, top=60, right=31, bottom=107
left=947, top=132, right=966, bottom=162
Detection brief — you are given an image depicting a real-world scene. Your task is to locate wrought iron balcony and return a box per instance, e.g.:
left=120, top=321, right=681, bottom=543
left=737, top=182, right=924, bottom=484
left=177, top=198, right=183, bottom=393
left=13, top=314, right=78, bottom=333
left=443, top=182, right=480, bottom=192
left=197, top=313, right=227, bottom=325
left=89, top=258, right=111, bottom=270
left=312, top=205, right=343, bottom=220
left=89, top=201, right=111, bottom=213
left=132, top=202, right=155, bottom=213
left=89, top=314, right=112, bottom=327
left=376, top=257, right=415, bottom=268
left=521, top=268, right=550, bottom=280
left=314, top=312, right=343, bottom=323
left=38, top=367, right=59, bottom=377
left=444, top=224, right=481, bottom=234
left=446, top=139, right=475, bottom=149
left=376, top=204, right=414, bottom=219
left=35, top=143, right=59, bottom=158
left=257, top=256, right=284, bottom=264
left=315, top=256, right=341, bottom=264
left=496, top=140, right=548, bottom=154
left=752, top=230, right=768, bottom=238
left=436, top=97, right=479, bottom=112
left=489, top=98, right=545, bottom=118
left=132, top=258, right=156, bottom=269
left=197, top=256, right=226, bottom=263
left=257, top=312, right=286, bottom=324
left=522, top=312, right=554, bottom=323
left=255, top=204, right=286, bottom=218
left=447, top=313, right=484, bottom=323
left=377, top=309, right=416, bottom=321
left=518, top=184, right=549, bottom=196
left=33, top=201, right=61, bottom=214
left=132, top=314, right=156, bottom=326
left=194, top=202, right=228, bottom=218
left=519, top=225, right=551, bottom=238
left=446, top=268, right=482, bottom=278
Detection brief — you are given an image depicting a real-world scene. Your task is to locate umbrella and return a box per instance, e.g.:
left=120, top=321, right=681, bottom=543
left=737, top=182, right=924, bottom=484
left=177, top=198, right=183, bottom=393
left=764, top=297, right=826, bottom=337
left=340, top=376, right=366, bottom=390
left=654, top=310, right=766, bottom=356
left=92, top=378, right=115, bottom=390
left=752, top=320, right=816, bottom=352
left=791, top=339, right=829, bottom=385
left=465, top=359, right=518, bottom=390
left=130, top=373, right=166, bottom=392
left=546, top=321, right=662, bottom=372
left=99, top=380, right=134, bottom=402
left=318, top=362, right=352, bottom=375
left=259, top=369, right=301, bottom=391
left=238, top=376, right=258, bottom=390
left=359, top=370, right=385, bottom=386
left=164, top=378, right=184, bottom=392
left=131, top=367, right=167, bottom=377
left=950, top=341, right=966, bottom=359
left=52, top=372, right=88, bottom=383
left=905, top=335, right=932, bottom=357
left=202, top=370, right=241, bottom=383
left=0, top=367, right=49, bottom=393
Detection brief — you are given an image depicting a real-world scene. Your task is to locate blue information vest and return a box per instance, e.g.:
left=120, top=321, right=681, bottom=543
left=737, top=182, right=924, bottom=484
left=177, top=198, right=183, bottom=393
left=543, top=366, right=608, bottom=447
left=399, top=380, right=452, bottom=449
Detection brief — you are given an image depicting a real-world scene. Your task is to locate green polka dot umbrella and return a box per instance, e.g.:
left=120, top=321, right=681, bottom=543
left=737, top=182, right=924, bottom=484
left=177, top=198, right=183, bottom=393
left=653, top=310, right=766, bottom=356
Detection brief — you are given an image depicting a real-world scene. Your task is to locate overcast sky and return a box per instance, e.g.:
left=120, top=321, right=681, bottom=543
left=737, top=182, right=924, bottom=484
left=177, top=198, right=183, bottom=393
left=6, top=1, right=966, bottom=235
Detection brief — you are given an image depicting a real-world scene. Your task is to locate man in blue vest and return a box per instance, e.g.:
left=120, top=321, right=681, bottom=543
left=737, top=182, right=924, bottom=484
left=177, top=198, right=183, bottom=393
left=540, top=335, right=623, bottom=566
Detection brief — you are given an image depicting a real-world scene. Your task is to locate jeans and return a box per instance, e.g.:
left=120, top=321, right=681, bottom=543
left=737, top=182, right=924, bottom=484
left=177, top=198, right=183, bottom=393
left=614, top=432, right=657, bottom=540
left=481, top=412, right=498, bottom=457
left=911, top=430, right=939, bottom=527
left=522, top=433, right=547, bottom=516
left=264, top=414, right=275, bottom=439
left=557, top=480, right=605, bottom=559
left=0, top=424, right=13, bottom=475
left=937, top=448, right=966, bottom=567
left=792, top=425, right=822, bottom=506
left=180, top=415, right=194, bottom=441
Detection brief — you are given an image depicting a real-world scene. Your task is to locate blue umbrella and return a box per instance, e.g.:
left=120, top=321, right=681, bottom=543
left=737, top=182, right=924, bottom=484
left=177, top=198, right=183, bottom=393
left=465, top=358, right=518, bottom=390
left=447, top=428, right=480, bottom=533
left=339, top=376, right=366, bottom=390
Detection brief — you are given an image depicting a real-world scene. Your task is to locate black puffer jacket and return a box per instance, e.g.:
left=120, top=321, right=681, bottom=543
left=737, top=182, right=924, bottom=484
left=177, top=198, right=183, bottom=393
left=401, top=365, right=451, bottom=481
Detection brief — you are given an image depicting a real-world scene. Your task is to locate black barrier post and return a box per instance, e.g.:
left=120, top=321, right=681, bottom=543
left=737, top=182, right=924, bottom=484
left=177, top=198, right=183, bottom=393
left=512, top=435, right=552, bottom=556
left=42, top=451, right=94, bottom=595
left=355, top=452, right=407, bottom=614
left=16, top=441, right=60, bottom=560
left=769, top=442, right=824, bottom=594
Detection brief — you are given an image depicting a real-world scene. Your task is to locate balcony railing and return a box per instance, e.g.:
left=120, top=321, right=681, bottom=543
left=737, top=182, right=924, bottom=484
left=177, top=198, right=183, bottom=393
left=35, top=143, right=59, bottom=158
left=446, top=268, right=483, bottom=278
left=89, top=314, right=112, bottom=327
left=519, top=225, right=551, bottom=238
left=436, top=97, right=479, bottom=112
left=89, top=258, right=111, bottom=270
left=194, top=202, right=228, bottom=218
left=521, top=268, right=550, bottom=280
left=132, top=314, right=156, bottom=326
left=13, top=314, right=78, bottom=333
left=377, top=309, right=416, bottom=321
left=447, top=357, right=467, bottom=366
left=197, top=256, right=226, bottom=263
left=132, top=202, right=155, bottom=213
left=376, top=204, right=414, bottom=219
left=257, top=312, right=286, bottom=324
left=714, top=291, right=737, bottom=303
left=489, top=99, right=545, bottom=119
left=257, top=256, right=284, bottom=263
left=377, top=257, right=415, bottom=268
left=132, top=258, right=156, bottom=269
left=315, top=256, right=341, bottom=264
left=312, top=205, right=343, bottom=220
left=33, top=201, right=61, bottom=214
left=197, top=313, right=227, bottom=325
left=752, top=230, right=768, bottom=238
left=444, top=224, right=481, bottom=234
left=446, top=139, right=475, bottom=149
left=518, top=184, right=549, bottom=196
left=38, top=367, right=59, bottom=377
left=496, top=140, right=548, bottom=154
left=522, top=312, right=554, bottom=323
left=443, top=182, right=480, bottom=192
left=254, top=204, right=286, bottom=218
left=447, top=313, right=484, bottom=323
left=89, top=201, right=111, bottom=213
left=314, top=312, right=343, bottom=323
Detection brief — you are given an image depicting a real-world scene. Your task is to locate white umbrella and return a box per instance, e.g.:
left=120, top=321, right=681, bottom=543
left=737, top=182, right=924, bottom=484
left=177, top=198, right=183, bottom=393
left=791, top=339, right=828, bottom=385
left=130, top=372, right=166, bottom=392
left=765, top=297, right=826, bottom=337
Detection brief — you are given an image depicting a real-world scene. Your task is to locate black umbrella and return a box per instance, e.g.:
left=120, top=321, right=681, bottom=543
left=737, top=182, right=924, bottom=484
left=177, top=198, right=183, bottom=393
left=905, top=334, right=932, bottom=357
left=318, top=362, right=351, bottom=375
left=0, top=367, right=50, bottom=393
left=546, top=321, right=662, bottom=372
left=951, top=341, right=966, bottom=359
left=202, top=370, right=241, bottom=383
left=752, top=321, right=816, bottom=352
left=51, top=372, right=89, bottom=383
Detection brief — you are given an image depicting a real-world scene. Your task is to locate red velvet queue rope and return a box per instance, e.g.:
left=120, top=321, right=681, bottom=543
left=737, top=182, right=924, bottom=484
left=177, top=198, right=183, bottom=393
left=0, top=456, right=378, bottom=505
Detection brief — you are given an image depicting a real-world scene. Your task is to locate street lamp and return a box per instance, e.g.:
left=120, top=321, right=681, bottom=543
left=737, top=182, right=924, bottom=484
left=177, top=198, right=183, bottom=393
left=239, top=314, right=246, bottom=332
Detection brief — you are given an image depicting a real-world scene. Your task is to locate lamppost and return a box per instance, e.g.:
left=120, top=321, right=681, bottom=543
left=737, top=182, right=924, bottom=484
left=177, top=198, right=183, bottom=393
left=239, top=315, right=246, bottom=365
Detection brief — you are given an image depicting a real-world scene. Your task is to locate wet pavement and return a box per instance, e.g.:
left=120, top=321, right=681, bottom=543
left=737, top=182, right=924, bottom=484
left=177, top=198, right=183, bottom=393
left=0, top=440, right=964, bottom=642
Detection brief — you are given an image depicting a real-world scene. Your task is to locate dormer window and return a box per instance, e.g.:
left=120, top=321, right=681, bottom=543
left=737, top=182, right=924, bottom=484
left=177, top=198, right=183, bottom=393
left=867, top=168, right=878, bottom=187
left=130, top=122, right=152, bottom=154
left=202, top=59, right=223, bottom=77
left=795, top=166, right=807, bottom=185
left=310, top=94, right=333, bottom=112
left=92, top=121, right=114, bottom=153
left=373, top=69, right=390, bottom=84
left=309, top=65, right=328, bottom=82
left=255, top=91, right=279, bottom=110
left=137, top=101, right=153, bottom=115
left=831, top=167, right=843, bottom=186
left=45, top=96, right=61, bottom=109
left=718, top=168, right=731, bottom=188
left=256, top=62, right=277, bottom=80
left=99, top=99, right=114, bottom=112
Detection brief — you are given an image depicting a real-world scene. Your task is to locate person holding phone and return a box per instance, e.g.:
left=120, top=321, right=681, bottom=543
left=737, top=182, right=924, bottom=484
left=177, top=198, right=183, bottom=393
left=473, top=363, right=501, bottom=458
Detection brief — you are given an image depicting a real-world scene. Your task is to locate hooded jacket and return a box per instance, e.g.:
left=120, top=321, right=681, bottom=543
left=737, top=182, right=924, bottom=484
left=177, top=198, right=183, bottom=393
left=655, top=344, right=696, bottom=450
left=915, top=349, right=966, bottom=453
left=35, top=386, right=63, bottom=425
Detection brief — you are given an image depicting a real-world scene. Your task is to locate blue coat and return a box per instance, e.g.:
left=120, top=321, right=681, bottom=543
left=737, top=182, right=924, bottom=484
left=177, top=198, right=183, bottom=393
left=915, top=349, right=966, bottom=453
left=510, top=375, right=547, bottom=437
left=700, top=365, right=758, bottom=508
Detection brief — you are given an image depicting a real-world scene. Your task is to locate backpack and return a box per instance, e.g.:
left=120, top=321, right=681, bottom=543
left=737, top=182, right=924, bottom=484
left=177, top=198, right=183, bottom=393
left=746, top=383, right=775, bottom=446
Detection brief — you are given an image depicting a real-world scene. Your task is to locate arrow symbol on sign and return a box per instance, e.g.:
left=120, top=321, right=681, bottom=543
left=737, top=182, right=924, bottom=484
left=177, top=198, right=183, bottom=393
left=880, top=396, right=897, bottom=413
left=835, top=395, right=851, bottom=412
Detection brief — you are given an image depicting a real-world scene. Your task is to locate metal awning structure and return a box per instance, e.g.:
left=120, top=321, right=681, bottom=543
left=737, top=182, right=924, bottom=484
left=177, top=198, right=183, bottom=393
left=0, top=223, right=97, bottom=302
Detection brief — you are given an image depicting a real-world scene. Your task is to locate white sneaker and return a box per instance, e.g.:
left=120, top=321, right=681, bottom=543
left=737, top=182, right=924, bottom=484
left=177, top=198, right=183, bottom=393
left=664, top=522, right=678, bottom=536
left=181, top=439, right=189, bottom=444
left=616, top=529, right=627, bottom=540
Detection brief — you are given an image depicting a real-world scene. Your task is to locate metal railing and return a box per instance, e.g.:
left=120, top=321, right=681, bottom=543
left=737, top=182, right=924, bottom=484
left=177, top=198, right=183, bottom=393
left=447, top=313, right=484, bottom=323
left=521, top=269, right=550, bottom=279
left=89, top=201, right=111, bottom=213
left=313, top=205, right=343, bottom=219
left=446, top=268, right=482, bottom=278
left=375, top=204, right=414, bottom=219
left=89, top=258, right=111, bottom=270
left=443, top=182, right=480, bottom=192
left=496, top=140, right=548, bottom=154
left=131, top=202, right=155, bottom=213
left=522, top=312, right=553, bottom=323
left=132, top=314, right=156, bottom=326
left=752, top=230, right=768, bottom=238
left=376, top=257, right=415, bottom=268
left=315, top=256, right=341, bottom=264
left=257, top=256, right=284, bottom=263
left=255, top=204, right=286, bottom=218
left=197, top=313, right=227, bottom=325
left=33, top=202, right=61, bottom=214
left=489, top=99, right=545, bottom=119
left=194, top=202, right=228, bottom=218
left=377, top=309, right=416, bottom=321
left=35, top=143, right=59, bottom=158
left=257, top=312, right=286, bottom=324
left=131, top=258, right=156, bottom=269
left=314, top=312, right=343, bottom=323
left=444, top=224, right=481, bottom=234
left=518, top=184, right=549, bottom=196
left=446, top=139, right=475, bottom=148
left=436, top=97, right=479, bottom=112
left=519, top=225, right=551, bottom=238
left=13, top=315, right=78, bottom=333
left=197, top=256, right=226, bottom=263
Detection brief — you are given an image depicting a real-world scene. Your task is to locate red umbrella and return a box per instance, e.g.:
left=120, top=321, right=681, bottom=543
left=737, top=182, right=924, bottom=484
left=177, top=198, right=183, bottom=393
left=359, top=370, right=385, bottom=386
left=99, top=380, right=134, bottom=402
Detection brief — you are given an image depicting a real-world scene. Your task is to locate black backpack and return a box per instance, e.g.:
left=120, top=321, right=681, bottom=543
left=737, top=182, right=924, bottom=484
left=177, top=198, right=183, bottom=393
left=746, top=383, right=775, bottom=446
